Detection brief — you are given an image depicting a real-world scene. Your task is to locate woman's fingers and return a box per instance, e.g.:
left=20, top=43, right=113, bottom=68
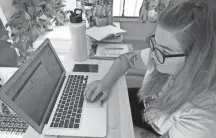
left=83, top=80, right=111, bottom=105
left=84, top=86, right=87, bottom=96
left=84, top=83, right=97, bottom=101
left=100, top=90, right=109, bottom=106
left=90, top=86, right=102, bottom=102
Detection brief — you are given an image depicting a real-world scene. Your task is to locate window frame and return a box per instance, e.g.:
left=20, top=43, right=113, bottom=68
left=112, top=0, right=142, bottom=19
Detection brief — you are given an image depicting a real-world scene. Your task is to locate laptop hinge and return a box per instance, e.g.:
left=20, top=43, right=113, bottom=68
left=45, top=75, right=66, bottom=124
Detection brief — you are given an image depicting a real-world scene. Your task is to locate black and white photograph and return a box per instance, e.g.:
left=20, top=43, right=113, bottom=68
left=0, top=0, right=216, bottom=138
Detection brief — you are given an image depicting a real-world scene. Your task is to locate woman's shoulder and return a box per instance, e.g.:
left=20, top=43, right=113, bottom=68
left=165, top=96, right=216, bottom=138
left=190, top=90, right=216, bottom=113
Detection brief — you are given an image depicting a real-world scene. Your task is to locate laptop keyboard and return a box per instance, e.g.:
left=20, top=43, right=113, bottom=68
left=50, top=75, right=88, bottom=129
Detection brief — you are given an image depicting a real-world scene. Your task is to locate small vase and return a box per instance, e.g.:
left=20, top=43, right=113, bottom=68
left=95, top=17, right=107, bottom=27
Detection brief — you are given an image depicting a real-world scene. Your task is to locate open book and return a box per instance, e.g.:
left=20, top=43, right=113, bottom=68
left=86, top=25, right=127, bottom=42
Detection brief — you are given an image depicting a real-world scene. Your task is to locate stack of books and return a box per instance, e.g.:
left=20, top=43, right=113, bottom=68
left=86, top=23, right=126, bottom=43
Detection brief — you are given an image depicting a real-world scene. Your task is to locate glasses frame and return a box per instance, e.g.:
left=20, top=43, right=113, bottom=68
left=148, top=35, right=185, bottom=64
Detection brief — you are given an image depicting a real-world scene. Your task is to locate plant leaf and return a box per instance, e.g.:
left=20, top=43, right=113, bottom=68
left=46, top=3, right=53, bottom=11
left=46, top=11, right=56, bottom=18
left=24, top=12, right=31, bottom=20
left=10, top=12, right=21, bottom=20
left=8, top=15, right=25, bottom=26
left=35, top=6, right=41, bottom=13
left=18, top=41, right=27, bottom=51
left=13, top=4, right=26, bottom=12
left=55, top=12, right=64, bottom=25
left=56, top=4, right=66, bottom=9
left=14, top=35, right=20, bottom=43
left=30, top=19, right=38, bottom=27
left=28, top=6, right=35, bottom=16
left=0, top=35, right=9, bottom=40
left=26, top=48, right=35, bottom=55
left=19, top=50, right=27, bottom=56
left=20, top=34, right=30, bottom=42
left=38, top=1, right=46, bottom=5
left=40, top=14, right=48, bottom=20
left=59, top=11, right=66, bottom=19
left=22, top=21, right=30, bottom=31
left=18, top=55, right=27, bottom=64
left=27, top=41, right=33, bottom=48
left=45, top=24, right=53, bottom=31
left=11, top=27, right=21, bottom=34
left=25, top=29, right=38, bottom=42
left=12, top=0, right=18, bottom=5
left=36, top=16, right=40, bottom=23
left=26, top=51, right=32, bottom=57
left=31, top=26, right=40, bottom=39
left=37, top=19, right=48, bottom=26
left=5, top=21, right=13, bottom=28
left=40, top=27, right=46, bottom=34
left=33, top=0, right=45, bottom=5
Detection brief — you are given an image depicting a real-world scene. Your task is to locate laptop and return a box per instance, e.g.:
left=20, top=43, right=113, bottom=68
left=0, top=39, right=107, bottom=137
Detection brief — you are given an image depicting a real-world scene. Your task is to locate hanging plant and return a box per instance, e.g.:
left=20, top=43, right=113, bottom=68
left=5, top=0, right=70, bottom=66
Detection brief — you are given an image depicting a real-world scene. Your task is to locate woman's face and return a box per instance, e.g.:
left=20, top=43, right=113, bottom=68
left=152, top=25, right=186, bottom=75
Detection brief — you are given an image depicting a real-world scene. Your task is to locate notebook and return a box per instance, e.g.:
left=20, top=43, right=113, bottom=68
left=86, top=25, right=127, bottom=41
left=89, top=43, right=130, bottom=60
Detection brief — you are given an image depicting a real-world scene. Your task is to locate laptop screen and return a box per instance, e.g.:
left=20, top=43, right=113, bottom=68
left=0, top=39, right=65, bottom=133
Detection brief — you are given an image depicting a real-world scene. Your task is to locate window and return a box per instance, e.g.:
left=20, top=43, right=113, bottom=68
left=113, top=0, right=143, bottom=17
left=73, top=0, right=143, bottom=17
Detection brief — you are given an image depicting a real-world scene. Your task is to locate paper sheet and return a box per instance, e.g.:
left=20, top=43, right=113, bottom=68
left=95, top=43, right=129, bottom=57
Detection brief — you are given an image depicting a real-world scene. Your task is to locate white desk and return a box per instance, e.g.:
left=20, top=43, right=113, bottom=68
left=1, top=24, right=135, bottom=138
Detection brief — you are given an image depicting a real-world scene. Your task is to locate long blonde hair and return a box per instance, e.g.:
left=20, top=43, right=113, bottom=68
left=138, top=0, right=216, bottom=115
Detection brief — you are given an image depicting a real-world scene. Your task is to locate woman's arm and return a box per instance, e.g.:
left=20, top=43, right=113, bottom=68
left=102, top=49, right=150, bottom=85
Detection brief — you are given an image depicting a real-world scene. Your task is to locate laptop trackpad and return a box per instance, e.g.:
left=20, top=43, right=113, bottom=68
left=86, top=93, right=105, bottom=108
left=86, top=102, right=104, bottom=108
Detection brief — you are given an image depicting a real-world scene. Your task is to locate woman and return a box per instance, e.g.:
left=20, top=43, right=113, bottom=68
left=84, top=0, right=216, bottom=137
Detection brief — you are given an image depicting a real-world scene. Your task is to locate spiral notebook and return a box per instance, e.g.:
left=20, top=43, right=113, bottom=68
left=89, top=43, right=130, bottom=60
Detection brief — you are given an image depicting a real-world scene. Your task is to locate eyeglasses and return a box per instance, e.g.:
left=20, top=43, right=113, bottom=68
left=148, top=35, right=185, bottom=64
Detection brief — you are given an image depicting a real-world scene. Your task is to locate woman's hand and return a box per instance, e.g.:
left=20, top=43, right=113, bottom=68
left=84, top=79, right=113, bottom=105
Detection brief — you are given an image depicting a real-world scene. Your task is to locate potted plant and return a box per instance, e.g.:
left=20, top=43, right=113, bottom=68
left=5, top=0, right=69, bottom=66
left=94, top=0, right=110, bottom=27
